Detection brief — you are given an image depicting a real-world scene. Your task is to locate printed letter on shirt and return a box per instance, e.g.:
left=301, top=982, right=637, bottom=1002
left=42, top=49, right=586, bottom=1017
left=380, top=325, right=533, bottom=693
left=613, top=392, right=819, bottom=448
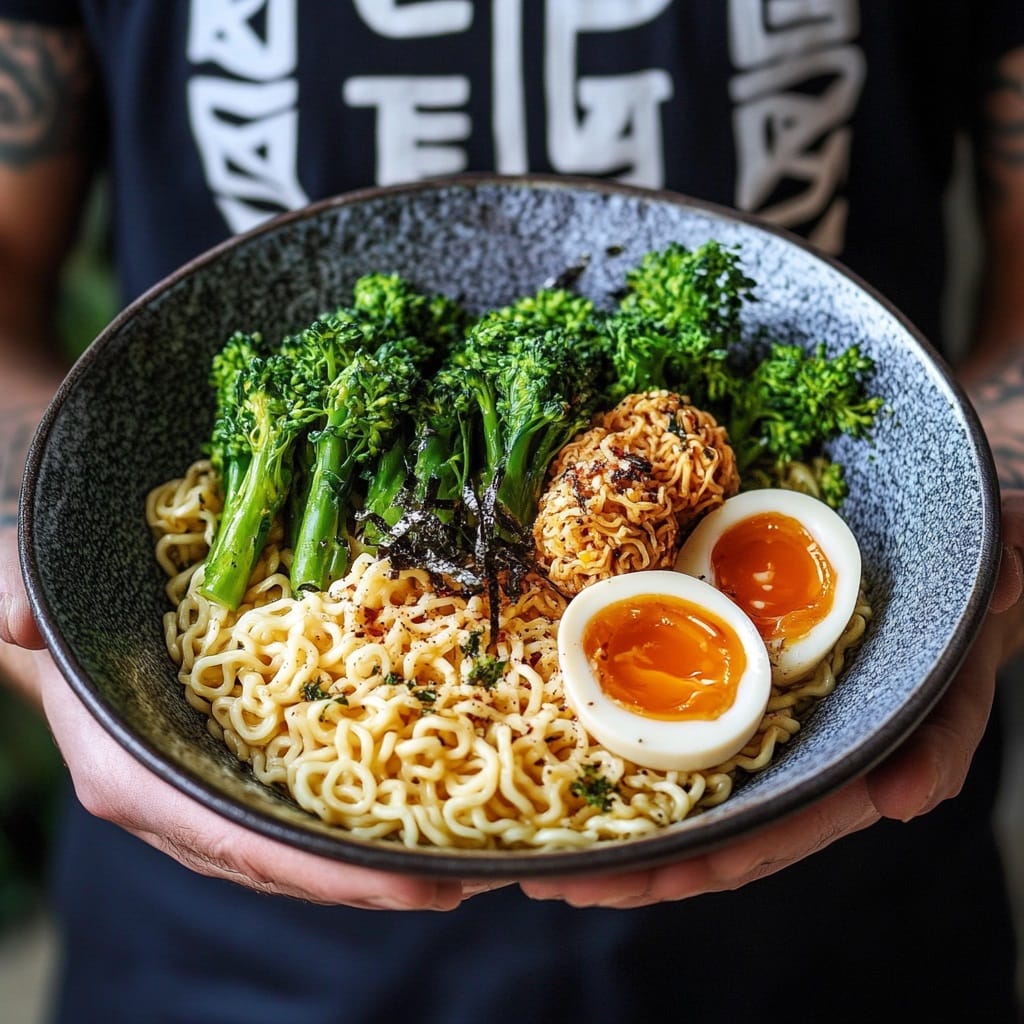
left=187, top=0, right=297, bottom=80
left=544, top=0, right=673, bottom=187
left=186, top=0, right=307, bottom=233
left=728, top=0, right=865, bottom=252
left=352, top=0, right=473, bottom=38
left=344, top=76, right=471, bottom=185
left=188, top=76, right=308, bottom=232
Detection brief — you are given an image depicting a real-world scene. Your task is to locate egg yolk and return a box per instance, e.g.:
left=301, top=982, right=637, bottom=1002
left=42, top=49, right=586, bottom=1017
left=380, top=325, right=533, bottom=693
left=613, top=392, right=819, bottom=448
left=581, top=594, right=747, bottom=721
left=710, top=511, right=835, bottom=643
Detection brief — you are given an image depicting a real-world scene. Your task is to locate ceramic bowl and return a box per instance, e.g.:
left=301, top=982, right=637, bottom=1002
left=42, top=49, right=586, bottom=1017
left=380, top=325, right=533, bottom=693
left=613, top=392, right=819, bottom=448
left=19, top=174, right=1001, bottom=878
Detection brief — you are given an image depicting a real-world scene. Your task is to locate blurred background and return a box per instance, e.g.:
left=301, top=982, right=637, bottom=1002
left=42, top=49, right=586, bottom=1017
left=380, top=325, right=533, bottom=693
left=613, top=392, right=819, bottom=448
left=0, top=155, right=1022, bottom=1021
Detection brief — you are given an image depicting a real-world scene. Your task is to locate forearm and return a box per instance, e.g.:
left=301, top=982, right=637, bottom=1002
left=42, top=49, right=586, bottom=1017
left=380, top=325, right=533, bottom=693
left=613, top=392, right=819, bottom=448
left=960, top=347, right=1024, bottom=493
left=0, top=336, right=68, bottom=708
left=0, top=17, right=102, bottom=706
left=960, top=47, right=1024, bottom=492
left=963, top=351, right=1024, bottom=665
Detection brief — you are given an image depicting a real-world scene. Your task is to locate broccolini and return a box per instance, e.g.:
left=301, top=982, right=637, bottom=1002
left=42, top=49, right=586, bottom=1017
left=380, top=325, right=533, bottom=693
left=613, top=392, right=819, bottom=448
left=198, top=247, right=883, bottom=610
left=200, top=351, right=317, bottom=609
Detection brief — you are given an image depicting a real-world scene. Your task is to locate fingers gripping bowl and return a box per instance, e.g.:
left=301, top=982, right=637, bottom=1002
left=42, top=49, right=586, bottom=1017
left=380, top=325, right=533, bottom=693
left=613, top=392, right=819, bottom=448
left=19, top=175, right=1000, bottom=879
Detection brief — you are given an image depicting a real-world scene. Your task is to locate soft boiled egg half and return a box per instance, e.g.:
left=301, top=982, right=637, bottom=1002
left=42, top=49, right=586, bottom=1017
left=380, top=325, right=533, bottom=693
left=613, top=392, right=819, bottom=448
left=557, top=570, right=773, bottom=772
left=675, top=488, right=862, bottom=685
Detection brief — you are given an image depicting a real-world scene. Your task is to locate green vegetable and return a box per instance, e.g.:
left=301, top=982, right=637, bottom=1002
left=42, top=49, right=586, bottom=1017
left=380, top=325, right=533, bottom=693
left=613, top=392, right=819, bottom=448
left=458, top=310, right=603, bottom=528
left=346, top=271, right=468, bottom=357
left=603, top=240, right=753, bottom=407
left=289, top=345, right=422, bottom=591
left=617, top=239, right=754, bottom=344
left=724, top=342, right=885, bottom=495
left=570, top=763, right=619, bottom=812
left=197, top=247, right=883, bottom=613
left=361, top=366, right=476, bottom=539
left=199, top=350, right=317, bottom=609
left=206, top=329, right=267, bottom=520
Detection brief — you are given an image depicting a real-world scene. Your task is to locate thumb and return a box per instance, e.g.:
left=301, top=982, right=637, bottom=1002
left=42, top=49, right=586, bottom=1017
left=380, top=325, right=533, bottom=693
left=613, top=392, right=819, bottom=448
left=0, top=553, right=44, bottom=649
left=990, top=490, right=1024, bottom=614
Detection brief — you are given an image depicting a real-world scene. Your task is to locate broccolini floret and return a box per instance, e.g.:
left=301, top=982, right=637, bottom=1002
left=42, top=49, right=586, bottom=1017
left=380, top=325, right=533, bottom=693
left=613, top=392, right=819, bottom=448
left=724, top=342, right=884, bottom=495
left=206, top=330, right=267, bottom=520
left=616, top=239, right=754, bottom=346
left=345, top=272, right=468, bottom=361
left=600, top=240, right=751, bottom=407
left=289, top=344, right=422, bottom=592
left=459, top=315, right=602, bottom=528
left=486, top=287, right=601, bottom=339
left=200, top=351, right=317, bottom=609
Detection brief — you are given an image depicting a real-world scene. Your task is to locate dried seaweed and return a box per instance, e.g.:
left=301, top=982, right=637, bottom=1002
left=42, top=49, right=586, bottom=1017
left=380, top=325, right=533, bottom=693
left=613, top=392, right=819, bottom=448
left=356, top=466, right=560, bottom=649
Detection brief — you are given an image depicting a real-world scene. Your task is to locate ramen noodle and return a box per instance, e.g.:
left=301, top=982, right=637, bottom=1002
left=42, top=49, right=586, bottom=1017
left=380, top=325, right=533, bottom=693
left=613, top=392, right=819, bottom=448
left=148, top=450, right=870, bottom=851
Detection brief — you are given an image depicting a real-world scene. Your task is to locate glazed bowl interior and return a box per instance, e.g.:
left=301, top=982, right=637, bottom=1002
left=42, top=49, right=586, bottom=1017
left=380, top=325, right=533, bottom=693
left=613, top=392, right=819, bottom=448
left=19, top=174, right=1000, bottom=878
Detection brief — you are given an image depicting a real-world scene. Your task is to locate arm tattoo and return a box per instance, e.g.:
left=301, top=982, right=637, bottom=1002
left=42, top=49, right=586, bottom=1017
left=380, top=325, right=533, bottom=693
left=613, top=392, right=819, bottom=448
left=977, top=50, right=1024, bottom=203
left=969, top=352, right=1024, bottom=491
left=0, top=21, right=99, bottom=167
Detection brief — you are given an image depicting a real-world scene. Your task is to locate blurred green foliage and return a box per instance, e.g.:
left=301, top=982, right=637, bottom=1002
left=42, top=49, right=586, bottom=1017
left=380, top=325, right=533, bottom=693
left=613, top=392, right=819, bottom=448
left=0, top=184, right=116, bottom=932
left=58, top=185, right=118, bottom=361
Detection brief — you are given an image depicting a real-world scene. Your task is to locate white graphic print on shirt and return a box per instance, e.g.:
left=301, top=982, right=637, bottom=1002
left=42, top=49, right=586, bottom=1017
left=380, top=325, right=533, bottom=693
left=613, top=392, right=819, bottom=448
left=543, top=1, right=674, bottom=186
left=187, top=0, right=308, bottom=232
left=728, top=0, right=864, bottom=252
left=186, top=0, right=863, bottom=254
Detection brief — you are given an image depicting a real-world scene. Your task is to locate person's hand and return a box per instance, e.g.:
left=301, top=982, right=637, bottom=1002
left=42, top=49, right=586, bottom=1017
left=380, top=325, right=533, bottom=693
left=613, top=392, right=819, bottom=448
left=2, top=535, right=470, bottom=911
left=46, top=672, right=472, bottom=909
left=519, top=492, right=1024, bottom=909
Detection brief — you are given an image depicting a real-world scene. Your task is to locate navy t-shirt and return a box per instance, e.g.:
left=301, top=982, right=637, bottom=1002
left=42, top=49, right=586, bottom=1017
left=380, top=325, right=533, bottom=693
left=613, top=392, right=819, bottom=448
left=3, top=3, right=1022, bottom=1022
left=11, top=1, right=1024, bottom=343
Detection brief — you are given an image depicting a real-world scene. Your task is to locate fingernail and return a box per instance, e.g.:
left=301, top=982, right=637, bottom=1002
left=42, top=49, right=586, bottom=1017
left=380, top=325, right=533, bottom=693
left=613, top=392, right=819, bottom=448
left=0, top=592, right=13, bottom=644
left=991, top=545, right=1024, bottom=614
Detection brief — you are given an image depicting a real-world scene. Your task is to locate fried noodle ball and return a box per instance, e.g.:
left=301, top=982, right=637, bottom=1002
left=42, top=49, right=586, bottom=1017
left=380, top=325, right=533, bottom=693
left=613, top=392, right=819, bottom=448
left=533, top=391, right=739, bottom=594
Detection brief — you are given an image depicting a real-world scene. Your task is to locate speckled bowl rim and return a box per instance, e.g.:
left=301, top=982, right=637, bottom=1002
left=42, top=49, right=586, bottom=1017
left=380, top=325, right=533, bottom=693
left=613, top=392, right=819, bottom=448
left=19, top=173, right=1003, bottom=878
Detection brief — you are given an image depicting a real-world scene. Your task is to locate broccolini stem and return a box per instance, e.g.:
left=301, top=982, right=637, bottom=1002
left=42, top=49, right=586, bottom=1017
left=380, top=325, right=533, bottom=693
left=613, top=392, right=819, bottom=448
left=290, top=431, right=352, bottom=592
left=361, top=439, right=409, bottom=542
left=200, top=443, right=291, bottom=609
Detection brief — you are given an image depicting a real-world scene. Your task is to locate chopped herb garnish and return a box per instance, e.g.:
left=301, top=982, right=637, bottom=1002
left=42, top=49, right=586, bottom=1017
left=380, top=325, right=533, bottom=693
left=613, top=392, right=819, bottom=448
left=570, top=763, right=618, bottom=812
left=460, top=629, right=483, bottom=659
left=468, top=654, right=507, bottom=689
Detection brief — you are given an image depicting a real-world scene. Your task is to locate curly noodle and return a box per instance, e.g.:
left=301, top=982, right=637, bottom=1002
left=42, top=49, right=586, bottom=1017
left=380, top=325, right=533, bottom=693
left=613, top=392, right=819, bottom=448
left=148, top=441, right=869, bottom=852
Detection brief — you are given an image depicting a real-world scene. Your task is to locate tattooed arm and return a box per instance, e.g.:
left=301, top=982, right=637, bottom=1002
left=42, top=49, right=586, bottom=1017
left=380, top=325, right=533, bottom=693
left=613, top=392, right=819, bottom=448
left=958, top=47, right=1024, bottom=676
left=0, top=19, right=100, bottom=703
left=963, top=48, right=1024, bottom=498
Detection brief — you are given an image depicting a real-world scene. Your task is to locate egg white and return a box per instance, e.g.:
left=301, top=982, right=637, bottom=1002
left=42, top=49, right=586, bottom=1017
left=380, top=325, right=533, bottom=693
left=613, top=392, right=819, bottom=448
left=674, top=488, right=862, bottom=684
left=557, top=569, right=773, bottom=773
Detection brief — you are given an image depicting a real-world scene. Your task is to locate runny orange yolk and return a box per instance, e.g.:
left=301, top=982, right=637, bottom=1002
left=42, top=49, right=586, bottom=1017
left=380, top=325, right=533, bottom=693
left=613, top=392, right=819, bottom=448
left=710, top=511, right=835, bottom=644
left=581, top=594, right=747, bottom=721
